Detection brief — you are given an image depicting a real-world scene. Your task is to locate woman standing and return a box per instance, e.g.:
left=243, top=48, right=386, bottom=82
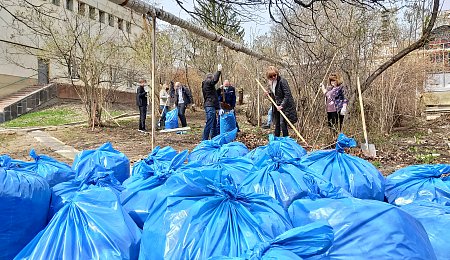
left=265, top=66, right=297, bottom=137
left=320, top=72, right=348, bottom=134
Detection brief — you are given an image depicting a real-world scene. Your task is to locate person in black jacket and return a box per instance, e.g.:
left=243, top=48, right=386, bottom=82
left=264, top=66, right=297, bottom=137
left=202, top=64, right=222, bottom=140
left=172, top=81, right=193, bottom=127
left=136, top=78, right=148, bottom=132
left=217, top=79, right=239, bottom=132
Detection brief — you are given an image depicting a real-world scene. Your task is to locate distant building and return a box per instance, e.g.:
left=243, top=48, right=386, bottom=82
left=0, top=0, right=143, bottom=98
left=422, top=16, right=450, bottom=116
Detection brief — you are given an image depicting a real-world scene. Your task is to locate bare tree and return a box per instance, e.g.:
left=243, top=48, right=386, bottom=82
left=4, top=1, right=137, bottom=127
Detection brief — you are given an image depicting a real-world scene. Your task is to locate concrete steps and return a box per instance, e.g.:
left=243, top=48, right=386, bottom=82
left=0, top=83, right=57, bottom=123
left=0, top=85, right=45, bottom=110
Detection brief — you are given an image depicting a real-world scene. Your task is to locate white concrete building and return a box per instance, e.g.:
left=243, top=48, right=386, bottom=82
left=0, top=0, right=144, bottom=98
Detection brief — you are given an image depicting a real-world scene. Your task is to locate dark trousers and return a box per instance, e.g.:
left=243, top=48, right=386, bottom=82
left=139, top=106, right=147, bottom=130
left=273, top=109, right=288, bottom=137
left=178, top=103, right=187, bottom=127
left=327, top=111, right=344, bottom=133
left=159, top=105, right=168, bottom=127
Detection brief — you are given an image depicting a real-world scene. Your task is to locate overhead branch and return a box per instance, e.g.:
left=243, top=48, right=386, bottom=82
left=361, top=0, right=440, bottom=93
left=107, top=0, right=289, bottom=68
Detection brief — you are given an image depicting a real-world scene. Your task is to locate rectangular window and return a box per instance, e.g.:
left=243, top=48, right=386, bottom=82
left=78, top=2, right=85, bottom=16
left=66, top=0, right=73, bottom=11
left=126, top=21, right=131, bottom=33
left=99, top=10, right=105, bottom=23
left=118, top=18, right=123, bottom=31
left=52, top=0, right=60, bottom=6
left=89, top=6, right=96, bottom=20
left=108, top=14, right=115, bottom=27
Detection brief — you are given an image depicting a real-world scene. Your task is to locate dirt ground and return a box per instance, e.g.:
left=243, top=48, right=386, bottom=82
left=1, top=104, right=449, bottom=175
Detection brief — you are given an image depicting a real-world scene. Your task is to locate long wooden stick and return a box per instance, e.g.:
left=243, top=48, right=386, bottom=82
left=357, top=76, right=369, bottom=147
left=255, top=78, right=308, bottom=145
left=102, top=105, right=120, bottom=127
left=151, top=16, right=156, bottom=150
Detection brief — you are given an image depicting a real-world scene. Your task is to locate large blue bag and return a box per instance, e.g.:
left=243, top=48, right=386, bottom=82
left=165, top=108, right=179, bottom=129
left=288, top=197, right=436, bottom=259
left=12, top=149, right=75, bottom=187
left=130, top=146, right=179, bottom=179
left=219, top=111, right=236, bottom=134
left=300, top=133, right=385, bottom=200
left=50, top=169, right=124, bottom=218
left=72, top=142, right=130, bottom=184
left=188, top=129, right=248, bottom=164
left=240, top=163, right=349, bottom=209
left=121, top=150, right=189, bottom=228
left=209, top=222, right=334, bottom=260
left=0, top=155, right=51, bottom=260
left=385, top=164, right=450, bottom=206
left=246, top=135, right=307, bottom=169
left=401, top=201, right=450, bottom=259
left=139, top=169, right=293, bottom=259
left=15, top=187, right=141, bottom=260
left=179, top=156, right=254, bottom=187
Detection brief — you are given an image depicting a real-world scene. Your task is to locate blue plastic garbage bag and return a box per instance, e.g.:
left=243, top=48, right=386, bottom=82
left=188, top=129, right=248, bottom=164
left=288, top=197, right=436, bottom=259
left=49, top=170, right=124, bottom=218
left=246, top=135, right=307, bottom=169
left=241, top=134, right=347, bottom=208
left=139, top=170, right=293, bottom=260
left=130, top=146, right=179, bottom=179
left=214, top=127, right=238, bottom=144
left=121, top=150, right=189, bottom=228
left=15, top=187, right=141, bottom=260
left=209, top=222, right=334, bottom=260
left=240, top=162, right=349, bottom=209
left=179, top=156, right=254, bottom=186
left=12, top=149, right=75, bottom=187
left=219, top=111, right=236, bottom=134
left=165, top=108, right=179, bottom=129
left=385, top=164, right=450, bottom=206
left=0, top=155, right=51, bottom=260
left=72, top=142, right=130, bottom=184
left=300, top=133, right=385, bottom=200
left=401, top=201, right=450, bottom=259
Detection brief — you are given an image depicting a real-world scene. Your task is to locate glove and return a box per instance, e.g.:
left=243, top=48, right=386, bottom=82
left=340, top=106, right=347, bottom=116
left=219, top=109, right=224, bottom=116
left=218, top=64, right=222, bottom=71
left=320, top=83, right=326, bottom=94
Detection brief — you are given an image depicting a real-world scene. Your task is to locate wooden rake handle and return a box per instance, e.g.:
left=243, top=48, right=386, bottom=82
left=255, top=78, right=308, bottom=145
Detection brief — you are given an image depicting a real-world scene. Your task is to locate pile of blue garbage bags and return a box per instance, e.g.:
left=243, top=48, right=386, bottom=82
left=1, top=132, right=449, bottom=259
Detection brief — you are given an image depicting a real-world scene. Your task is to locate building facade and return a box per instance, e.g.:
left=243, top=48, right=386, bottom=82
left=0, top=0, right=144, bottom=98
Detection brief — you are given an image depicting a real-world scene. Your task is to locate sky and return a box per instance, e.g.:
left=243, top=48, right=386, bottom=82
left=154, top=0, right=270, bottom=43
left=153, top=0, right=450, bottom=43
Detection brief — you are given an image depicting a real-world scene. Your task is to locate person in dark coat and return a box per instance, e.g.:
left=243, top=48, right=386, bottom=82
left=136, top=78, right=148, bottom=132
left=217, top=79, right=239, bottom=132
left=172, top=81, right=193, bottom=127
left=265, top=66, right=297, bottom=137
left=202, top=64, right=222, bottom=140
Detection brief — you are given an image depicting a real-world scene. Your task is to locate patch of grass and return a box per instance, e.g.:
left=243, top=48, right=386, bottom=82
left=0, top=107, right=85, bottom=127
left=415, top=151, right=440, bottom=164
left=372, top=160, right=382, bottom=168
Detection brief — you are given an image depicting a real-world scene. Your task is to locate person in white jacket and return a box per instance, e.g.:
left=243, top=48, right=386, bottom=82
left=158, top=84, right=170, bottom=128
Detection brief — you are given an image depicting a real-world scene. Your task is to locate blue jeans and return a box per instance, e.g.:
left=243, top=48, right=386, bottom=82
left=159, top=105, right=168, bottom=127
left=202, top=106, right=217, bottom=140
